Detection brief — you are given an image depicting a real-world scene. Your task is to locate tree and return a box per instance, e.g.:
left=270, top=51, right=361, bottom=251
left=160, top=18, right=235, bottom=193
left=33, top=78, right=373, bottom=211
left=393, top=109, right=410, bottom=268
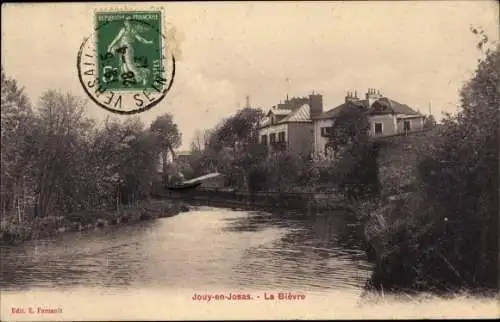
left=190, top=129, right=211, bottom=154
left=370, top=31, right=499, bottom=293
left=415, top=37, right=499, bottom=289
left=202, top=107, right=265, bottom=189
left=32, top=90, right=94, bottom=217
left=88, top=117, right=160, bottom=207
left=329, top=102, right=370, bottom=149
left=210, top=107, right=264, bottom=149
left=0, top=68, right=35, bottom=221
left=423, top=114, right=437, bottom=129
left=327, top=102, right=378, bottom=198
left=150, top=113, right=182, bottom=174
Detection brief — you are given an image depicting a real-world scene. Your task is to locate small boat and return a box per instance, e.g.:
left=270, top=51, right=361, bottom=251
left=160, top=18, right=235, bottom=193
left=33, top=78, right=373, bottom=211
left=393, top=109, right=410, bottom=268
left=166, top=181, right=203, bottom=191
left=165, top=172, right=221, bottom=191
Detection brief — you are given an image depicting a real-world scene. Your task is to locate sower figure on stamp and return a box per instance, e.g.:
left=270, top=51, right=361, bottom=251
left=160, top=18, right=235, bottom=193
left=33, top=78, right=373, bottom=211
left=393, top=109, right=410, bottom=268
left=107, top=17, right=153, bottom=85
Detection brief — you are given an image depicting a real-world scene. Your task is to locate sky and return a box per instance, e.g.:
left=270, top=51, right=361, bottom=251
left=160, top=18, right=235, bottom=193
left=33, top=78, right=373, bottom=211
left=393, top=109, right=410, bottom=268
left=2, top=1, right=499, bottom=150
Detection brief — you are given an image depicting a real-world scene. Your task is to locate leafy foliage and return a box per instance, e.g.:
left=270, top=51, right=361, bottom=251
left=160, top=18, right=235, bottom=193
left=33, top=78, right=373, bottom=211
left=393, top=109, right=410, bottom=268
left=150, top=113, right=182, bottom=173
left=1, top=67, right=36, bottom=220
left=189, top=107, right=266, bottom=189
left=326, top=103, right=379, bottom=198
left=367, top=35, right=499, bottom=293
left=0, top=72, right=182, bottom=222
left=414, top=41, right=499, bottom=290
left=329, top=103, right=370, bottom=148
left=423, top=114, right=437, bottom=129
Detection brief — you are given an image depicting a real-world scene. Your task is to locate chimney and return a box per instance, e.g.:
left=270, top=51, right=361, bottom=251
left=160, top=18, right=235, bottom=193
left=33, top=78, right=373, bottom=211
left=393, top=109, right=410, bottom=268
left=308, top=92, right=323, bottom=119
left=366, top=88, right=383, bottom=108
left=345, top=90, right=360, bottom=103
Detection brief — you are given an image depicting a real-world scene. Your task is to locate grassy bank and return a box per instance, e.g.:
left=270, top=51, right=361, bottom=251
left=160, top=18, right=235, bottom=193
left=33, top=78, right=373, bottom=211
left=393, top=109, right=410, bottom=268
left=0, top=199, right=189, bottom=245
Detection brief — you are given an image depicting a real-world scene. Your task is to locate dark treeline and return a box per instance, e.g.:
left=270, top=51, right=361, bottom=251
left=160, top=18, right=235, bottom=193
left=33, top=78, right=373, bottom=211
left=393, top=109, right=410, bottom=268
left=0, top=68, right=182, bottom=228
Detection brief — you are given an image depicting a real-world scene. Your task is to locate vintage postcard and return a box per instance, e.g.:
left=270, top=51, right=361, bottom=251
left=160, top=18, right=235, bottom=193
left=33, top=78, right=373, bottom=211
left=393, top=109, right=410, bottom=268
left=1, top=1, right=499, bottom=320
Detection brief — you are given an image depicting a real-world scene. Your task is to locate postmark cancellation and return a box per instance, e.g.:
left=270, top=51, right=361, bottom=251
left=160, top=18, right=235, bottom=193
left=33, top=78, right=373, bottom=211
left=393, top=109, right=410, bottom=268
left=77, top=9, right=175, bottom=114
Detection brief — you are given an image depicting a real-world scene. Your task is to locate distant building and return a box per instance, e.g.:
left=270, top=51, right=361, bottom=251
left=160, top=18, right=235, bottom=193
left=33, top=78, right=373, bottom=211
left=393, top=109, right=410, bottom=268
left=312, top=89, right=425, bottom=156
left=175, top=150, right=192, bottom=164
left=258, top=92, right=323, bottom=156
left=156, top=151, right=191, bottom=184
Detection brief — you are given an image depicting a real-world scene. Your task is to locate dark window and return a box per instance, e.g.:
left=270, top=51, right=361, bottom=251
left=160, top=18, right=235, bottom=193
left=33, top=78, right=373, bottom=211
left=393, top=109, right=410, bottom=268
left=404, top=120, right=411, bottom=131
left=270, top=133, right=276, bottom=144
left=374, top=123, right=383, bottom=134
left=278, top=131, right=285, bottom=142
left=261, top=134, right=268, bottom=145
left=320, top=127, right=332, bottom=137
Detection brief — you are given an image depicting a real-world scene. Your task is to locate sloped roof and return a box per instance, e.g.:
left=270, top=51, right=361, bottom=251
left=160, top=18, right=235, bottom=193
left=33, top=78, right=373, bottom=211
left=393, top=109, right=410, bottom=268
left=397, top=114, right=423, bottom=119
left=314, top=97, right=422, bottom=120
left=267, top=109, right=292, bottom=116
left=369, top=97, right=422, bottom=116
left=259, top=104, right=312, bottom=128
left=314, top=100, right=367, bottom=120
left=279, top=103, right=311, bottom=123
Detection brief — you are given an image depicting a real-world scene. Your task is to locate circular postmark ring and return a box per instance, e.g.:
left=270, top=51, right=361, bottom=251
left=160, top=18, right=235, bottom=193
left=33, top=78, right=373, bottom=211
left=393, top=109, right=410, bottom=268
left=77, top=15, right=175, bottom=115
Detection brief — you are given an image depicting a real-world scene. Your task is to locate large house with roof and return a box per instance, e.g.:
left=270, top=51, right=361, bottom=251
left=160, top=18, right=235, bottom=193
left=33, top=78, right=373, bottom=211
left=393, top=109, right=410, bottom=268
left=258, top=92, right=323, bottom=156
left=313, top=89, right=425, bottom=156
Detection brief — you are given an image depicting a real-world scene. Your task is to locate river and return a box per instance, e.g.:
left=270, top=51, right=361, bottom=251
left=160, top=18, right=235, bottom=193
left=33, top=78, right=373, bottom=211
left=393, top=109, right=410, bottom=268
left=0, top=206, right=497, bottom=320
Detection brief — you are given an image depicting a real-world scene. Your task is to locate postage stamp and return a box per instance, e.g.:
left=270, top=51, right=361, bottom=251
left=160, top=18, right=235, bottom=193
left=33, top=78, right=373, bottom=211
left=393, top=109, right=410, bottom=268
left=77, top=10, right=175, bottom=114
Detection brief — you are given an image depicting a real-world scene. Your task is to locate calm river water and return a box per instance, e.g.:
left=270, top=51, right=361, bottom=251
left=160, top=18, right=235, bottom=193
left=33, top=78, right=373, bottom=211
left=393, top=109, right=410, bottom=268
left=1, top=206, right=497, bottom=320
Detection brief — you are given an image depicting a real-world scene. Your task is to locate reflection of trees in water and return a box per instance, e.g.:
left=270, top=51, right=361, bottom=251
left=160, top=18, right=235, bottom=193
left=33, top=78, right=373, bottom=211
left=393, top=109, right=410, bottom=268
left=229, top=210, right=372, bottom=290
left=223, top=209, right=365, bottom=253
left=221, top=210, right=303, bottom=233
left=0, top=223, right=155, bottom=290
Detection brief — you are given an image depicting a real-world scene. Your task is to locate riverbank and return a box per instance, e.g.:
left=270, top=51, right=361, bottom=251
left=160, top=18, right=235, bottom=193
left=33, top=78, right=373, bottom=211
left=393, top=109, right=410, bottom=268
left=361, top=191, right=499, bottom=297
left=155, top=187, right=363, bottom=217
left=0, top=199, right=189, bottom=245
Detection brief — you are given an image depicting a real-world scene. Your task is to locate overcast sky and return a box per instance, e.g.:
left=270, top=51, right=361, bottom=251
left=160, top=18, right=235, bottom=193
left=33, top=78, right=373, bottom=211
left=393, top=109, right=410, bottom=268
left=2, top=1, right=498, bottom=150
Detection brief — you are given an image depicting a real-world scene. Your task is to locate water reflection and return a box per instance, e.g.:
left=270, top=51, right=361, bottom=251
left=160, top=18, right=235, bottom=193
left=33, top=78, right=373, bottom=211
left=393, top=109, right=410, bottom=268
left=0, top=207, right=372, bottom=293
left=226, top=210, right=372, bottom=292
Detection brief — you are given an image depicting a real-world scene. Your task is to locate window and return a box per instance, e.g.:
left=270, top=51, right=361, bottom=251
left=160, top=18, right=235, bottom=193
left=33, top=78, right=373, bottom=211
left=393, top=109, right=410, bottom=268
left=261, top=134, right=268, bottom=145
left=374, top=123, right=383, bottom=134
left=320, top=127, right=332, bottom=137
left=278, top=131, right=285, bottom=142
left=404, top=120, right=411, bottom=132
left=270, top=133, right=276, bottom=144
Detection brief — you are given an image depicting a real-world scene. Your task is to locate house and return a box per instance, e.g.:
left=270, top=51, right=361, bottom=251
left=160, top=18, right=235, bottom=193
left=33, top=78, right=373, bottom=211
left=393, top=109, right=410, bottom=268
left=258, top=92, right=323, bottom=156
left=175, top=150, right=192, bottom=164
left=156, top=150, right=192, bottom=184
left=312, top=89, right=425, bottom=156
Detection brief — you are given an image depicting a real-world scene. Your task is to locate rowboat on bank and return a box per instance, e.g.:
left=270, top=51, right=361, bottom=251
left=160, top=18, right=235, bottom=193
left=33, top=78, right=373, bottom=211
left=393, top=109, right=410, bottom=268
left=165, top=172, right=221, bottom=191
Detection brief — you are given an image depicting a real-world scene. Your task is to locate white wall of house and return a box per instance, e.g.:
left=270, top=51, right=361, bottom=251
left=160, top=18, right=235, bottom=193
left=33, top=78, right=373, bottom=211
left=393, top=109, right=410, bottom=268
left=368, top=114, right=397, bottom=137
left=313, top=119, right=334, bottom=155
left=259, top=123, right=288, bottom=144
left=396, top=117, right=424, bottom=134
